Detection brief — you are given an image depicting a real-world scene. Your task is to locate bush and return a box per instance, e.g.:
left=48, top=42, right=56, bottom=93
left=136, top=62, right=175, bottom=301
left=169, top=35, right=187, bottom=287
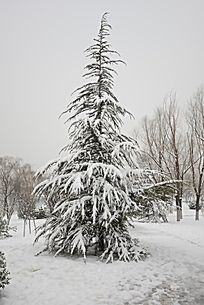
left=0, top=218, right=10, bottom=238
left=34, top=208, right=47, bottom=219
left=188, top=201, right=202, bottom=210
left=0, top=251, right=10, bottom=289
left=132, top=185, right=174, bottom=223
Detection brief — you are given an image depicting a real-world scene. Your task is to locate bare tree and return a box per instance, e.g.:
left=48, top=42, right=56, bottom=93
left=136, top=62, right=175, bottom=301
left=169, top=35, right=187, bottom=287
left=16, top=163, right=37, bottom=235
left=17, top=164, right=35, bottom=215
left=163, top=95, right=190, bottom=221
left=187, top=87, right=204, bottom=221
left=34, top=173, right=55, bottom=215
left=140, top=94, right=190, bottom=221
left=141, top=107, right=168, bottom=182
left=0, top=157, right=21, bottom=224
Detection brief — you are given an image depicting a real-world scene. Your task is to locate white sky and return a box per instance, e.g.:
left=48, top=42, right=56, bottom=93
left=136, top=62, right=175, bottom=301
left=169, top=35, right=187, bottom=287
left=0, top=0, right=204, bottom=169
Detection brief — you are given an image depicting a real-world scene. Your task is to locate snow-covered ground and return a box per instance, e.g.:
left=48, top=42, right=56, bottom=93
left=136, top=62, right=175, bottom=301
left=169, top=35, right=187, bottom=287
left=1, top=207, right=204, bottom=305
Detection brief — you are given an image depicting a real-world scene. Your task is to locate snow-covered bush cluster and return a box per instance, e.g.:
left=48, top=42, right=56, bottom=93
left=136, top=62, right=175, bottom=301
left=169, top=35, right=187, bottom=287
left=132, top=180, right=174, bottom=223
left=0, top=218, right=10, bottom=239
left=0, top=251, right=10, bottom=289
left=0, top=217, right=10, bottom=289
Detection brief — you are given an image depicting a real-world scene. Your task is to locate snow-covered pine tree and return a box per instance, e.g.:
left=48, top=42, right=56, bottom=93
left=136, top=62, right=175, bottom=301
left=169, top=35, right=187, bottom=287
left=34, top=13, right=147, bottom=262
left=0, top=251, right=10, bottom=289
left=0, top=218, right=10, bottom=238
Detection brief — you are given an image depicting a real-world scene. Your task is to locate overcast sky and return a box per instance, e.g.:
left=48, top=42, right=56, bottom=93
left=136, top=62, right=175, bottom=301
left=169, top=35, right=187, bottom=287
left=0, top=0, right=204, bottom=169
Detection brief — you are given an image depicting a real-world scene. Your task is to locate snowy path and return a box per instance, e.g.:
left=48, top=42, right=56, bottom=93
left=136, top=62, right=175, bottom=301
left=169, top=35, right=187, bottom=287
left=1, top=213, right=204, bottom=305
left=131, top=221, right=204, bottom=305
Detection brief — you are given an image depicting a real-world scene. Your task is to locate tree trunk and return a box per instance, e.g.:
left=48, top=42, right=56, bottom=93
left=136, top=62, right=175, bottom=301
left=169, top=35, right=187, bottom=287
left=33, top=218, right=37, bottom=231
left=29, top=218, right=31, bottom=234
left=178, top=196, right=183, bottom=220
left=175, top=193, right=181, bottom=222
left=195, top=194, right=200, bottom=221
left=23, top=219, right=26, bottom=237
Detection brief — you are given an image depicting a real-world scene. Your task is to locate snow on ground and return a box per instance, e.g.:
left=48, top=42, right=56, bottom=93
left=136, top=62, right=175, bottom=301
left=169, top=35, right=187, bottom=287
left=1, top=207, right=204, bottom=305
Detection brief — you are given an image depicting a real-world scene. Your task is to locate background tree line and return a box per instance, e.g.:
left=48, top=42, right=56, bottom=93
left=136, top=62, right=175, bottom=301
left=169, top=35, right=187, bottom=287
left=0, top=157, right=37, bottom=225
left=136, top=86, right=204, bottom=221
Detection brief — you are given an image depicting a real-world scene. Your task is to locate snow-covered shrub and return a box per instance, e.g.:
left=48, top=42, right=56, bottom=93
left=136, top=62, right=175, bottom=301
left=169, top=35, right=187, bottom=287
left=34, top=208, right=47, bottom=219
left=133, top=184, right=174, bottom=222
left=34, top=13, right=151, bottom=263
left=188, top=201, right=202, bottom=210
left=0, top=251, right=10, bottom=289
left=0, top=218, right=10, bottom=238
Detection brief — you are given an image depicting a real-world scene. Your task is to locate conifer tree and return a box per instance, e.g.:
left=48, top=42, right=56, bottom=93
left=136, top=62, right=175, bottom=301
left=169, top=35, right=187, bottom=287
left=0, top=218, right=10, bottom=238
left=35, top=13, right=147, bottom=262
left=0, top=251, right=10, bottom=289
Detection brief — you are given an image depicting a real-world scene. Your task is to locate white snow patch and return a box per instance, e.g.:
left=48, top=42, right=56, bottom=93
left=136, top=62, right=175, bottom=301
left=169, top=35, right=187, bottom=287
left=1, top=206, right=204, bottom=305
